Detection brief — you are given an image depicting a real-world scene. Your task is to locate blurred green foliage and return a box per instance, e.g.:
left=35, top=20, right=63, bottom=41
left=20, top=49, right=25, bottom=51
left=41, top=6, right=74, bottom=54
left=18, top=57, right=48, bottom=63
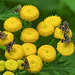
left=0, top=0, right=75, bottom=75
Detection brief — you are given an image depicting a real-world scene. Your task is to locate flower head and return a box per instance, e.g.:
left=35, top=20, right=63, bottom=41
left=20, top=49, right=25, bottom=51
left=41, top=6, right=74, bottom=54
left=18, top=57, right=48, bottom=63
left=22, top=43, right=37, bottom=57
left=37, top=21, right=54, bottom=37
left=38, top=45, right=56, bottom=62
left=20, top=5, right=39, bottom=21
left=26, top=55, right=43, bottom=73
left=17, top=60, right=24, bottom=70
left=5, top=44, right=24, bottom=60
left=44, top=15, right=61, bottom=27
left=21, top=28, right=39, bottom=43
left=0, top=61, right=5, bottom=72
left=0, top=31, right=14, bottom=46
left=5, top=59, right=18, bottom=71
left=3, top=71, right=14, bottom=75
left=4, top=17, right=22, bottom=32
left=54, top=27, right=72, bottom=39
left=57, top=41, right=74, bottom=56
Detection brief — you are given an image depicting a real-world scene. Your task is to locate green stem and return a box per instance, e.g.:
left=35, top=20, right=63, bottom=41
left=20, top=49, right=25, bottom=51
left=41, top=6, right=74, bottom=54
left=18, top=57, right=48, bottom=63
left=49, top=39, right=54, bottom=45
left=0, top=46, right=6, bottom=51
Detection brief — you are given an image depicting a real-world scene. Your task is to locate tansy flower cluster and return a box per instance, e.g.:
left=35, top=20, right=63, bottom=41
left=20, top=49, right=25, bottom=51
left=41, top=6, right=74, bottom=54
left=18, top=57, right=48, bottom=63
left=0, top=4, right=74, bottom=74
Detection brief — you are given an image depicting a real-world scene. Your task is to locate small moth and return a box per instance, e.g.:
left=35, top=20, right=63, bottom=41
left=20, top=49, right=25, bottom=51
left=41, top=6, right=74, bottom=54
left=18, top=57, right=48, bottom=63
left=21, top=58, right=30, bottom=69
left=58, top=21, right=70, bottom=33
left=12, top=5, right=21, bottom=13
left=61, top=33, right=72, bottom=43
left=0, top=31, right=8, bottom=39
left=5, top=42, right=15, bottom=52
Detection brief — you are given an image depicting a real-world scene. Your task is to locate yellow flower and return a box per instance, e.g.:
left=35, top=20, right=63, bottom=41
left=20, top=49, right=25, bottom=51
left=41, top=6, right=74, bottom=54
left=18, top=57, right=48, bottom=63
left=44, top=15, right=61, bottom=27
left=57, top=41, right=74, bottom=56
left=21, top=28, right=39, bottom=43
left=37, top=21, right=54, bottom=37
left=54, top=27, right=72, bottom=39
left=26, top=55, right=43, bottom=73
left=3, top=71, right=14, bottom=75
left=17, top=60, right=24, bottom=70
left=0, top=31, right=14, bottom=46
left=19, top=5, right=39, bottom=21
left=0, top=61, right=5, bottom=72
left=38, top=45, right=56, bottom=62
left=5, top=59, right=18, bottom=71
left=4, top=17, right=22, bottom=32
left=22, top=43, right=37, bottom=57
left=5, top=44, right=24, bottom=60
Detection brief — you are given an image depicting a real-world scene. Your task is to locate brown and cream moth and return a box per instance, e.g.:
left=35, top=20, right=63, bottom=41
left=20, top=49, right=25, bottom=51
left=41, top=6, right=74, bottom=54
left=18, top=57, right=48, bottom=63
left=21, top=58, right=30, bottom=69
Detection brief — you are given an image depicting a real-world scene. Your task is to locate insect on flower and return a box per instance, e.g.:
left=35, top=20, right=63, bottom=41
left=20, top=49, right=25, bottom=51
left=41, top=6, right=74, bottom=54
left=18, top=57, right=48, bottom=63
left=0, top=31, right=8, bottom=39
left=12, top=5, right=21, bottom=13
left=5, top=42, right=15, bottom=52
left=58, top=21, right=70, bottom=33
left=21, top=58, right=30, bottom=69
left=61, top=33, right=72, bottom=43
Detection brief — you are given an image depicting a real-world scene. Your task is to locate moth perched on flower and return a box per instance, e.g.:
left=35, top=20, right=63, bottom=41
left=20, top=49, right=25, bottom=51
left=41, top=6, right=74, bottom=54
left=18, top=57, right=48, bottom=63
left=0, top=31, right=8, bottom=39
left=58, top=21, right=70, bottom=33
left=21, top=58, right=30, bottom=69
left=0, top=31, right=14, bottom=46
left=12, top=5, right=21, bottom=13
left=61, top=33, right=72, bottom=43
left=5, top=42, right=15, bottom=52
left=54, top=21, right=72, bottom=39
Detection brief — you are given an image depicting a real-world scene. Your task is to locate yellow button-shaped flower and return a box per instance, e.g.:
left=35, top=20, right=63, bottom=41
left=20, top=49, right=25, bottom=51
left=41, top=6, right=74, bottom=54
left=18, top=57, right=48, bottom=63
left=5, top=44, right=24, bottom=60
left=54, top=27, right=72, bottom=39
left=38, top=45, right=56, bottom=62
left=22, top=43, right=37, bottom=57
left=17, top=60, right=24, bottom=70
left=4, top=17, right=22, bottom=32
left=5, top=59, right=18, bottom=71
left=37, top=21, right=54, bottom=37
left=0, top=61, right=5, bottom=72
left=44, top=15, right=61, bottom=27
left=21, top=28, right=39, bottom=43
left=57, top=41, right=74, bottom=56
left=20, top=5, right=39, bottom=21
left=0, top=31, right=14, bottom=46
left=26, top=55, right=43, bottom=73
left=3, top=71, right=14, bottom=75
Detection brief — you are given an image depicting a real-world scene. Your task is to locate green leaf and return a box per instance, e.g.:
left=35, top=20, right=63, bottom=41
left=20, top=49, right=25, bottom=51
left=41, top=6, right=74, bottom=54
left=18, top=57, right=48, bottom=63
left=0, top=46, right=6, bottom=50
left=0, top=0, right=5, bottom=13
left=36, top=71, right=51, bottom=75
left=61, top=0, right=75, bottom=12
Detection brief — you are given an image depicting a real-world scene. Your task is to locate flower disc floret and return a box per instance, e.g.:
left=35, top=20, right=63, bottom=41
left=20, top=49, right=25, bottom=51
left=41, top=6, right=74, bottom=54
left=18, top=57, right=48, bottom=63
left=3, top=71, right=14, bottom=75
left=4, top=17, right=22, bottom=32
left=22, top=43, right=37, bottom=56
left=21, top=28, right=39, bottom=43
left=54, top=27, right=72, bottom=39
left=17, top=60, right=24, bottom=70
left=38, top=45, right=56, bottom=62
left=37, top=21, right=54, bottom=37
left=0, top=61, right=5, bottom=72
left=5, top=44, right=24, bottom=60
left=5, top=59, right=18, bottom=71
left=44, top=15, right=61, bottom=27
left=26, top=55, right=43, bottom=73
left=20, top=5, right=39, bottom=21
left=0, top=31, right=14, bottom=46
left=57, top=41, right=74, bottom=56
